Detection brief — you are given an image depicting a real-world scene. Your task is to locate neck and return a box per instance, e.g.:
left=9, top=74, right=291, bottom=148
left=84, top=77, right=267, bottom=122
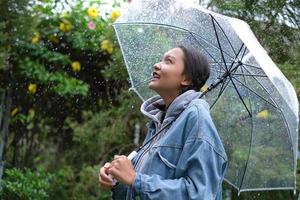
left=159, top=90, right=181, bottom=108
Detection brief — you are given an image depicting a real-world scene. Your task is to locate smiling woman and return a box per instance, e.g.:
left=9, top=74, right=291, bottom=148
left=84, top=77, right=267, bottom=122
left=99, top=45, right=228, bottom=200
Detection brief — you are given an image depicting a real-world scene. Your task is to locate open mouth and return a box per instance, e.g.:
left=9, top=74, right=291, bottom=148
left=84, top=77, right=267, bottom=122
left=152, top=71, right=160, bottom=79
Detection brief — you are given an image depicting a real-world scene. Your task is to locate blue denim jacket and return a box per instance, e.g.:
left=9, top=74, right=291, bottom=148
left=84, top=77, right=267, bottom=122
left=112, top=90, right=228, bottom=200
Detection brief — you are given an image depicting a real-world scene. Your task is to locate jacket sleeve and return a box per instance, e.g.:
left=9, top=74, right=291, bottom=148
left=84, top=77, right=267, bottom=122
left=111, top=121, right=156, bottom=200
left=131, top=137, right=227, bottom=200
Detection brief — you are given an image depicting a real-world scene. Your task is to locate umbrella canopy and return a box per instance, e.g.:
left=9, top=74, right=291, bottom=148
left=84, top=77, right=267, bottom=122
left=113, top=0, right=299, bottom=194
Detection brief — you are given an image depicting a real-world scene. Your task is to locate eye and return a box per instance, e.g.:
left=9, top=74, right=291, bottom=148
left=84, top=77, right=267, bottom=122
left=165, top=58, right=172, bottom=64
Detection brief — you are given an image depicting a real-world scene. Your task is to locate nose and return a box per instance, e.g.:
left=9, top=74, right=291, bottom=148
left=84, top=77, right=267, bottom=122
left=153, top=62, right=161, bottom=71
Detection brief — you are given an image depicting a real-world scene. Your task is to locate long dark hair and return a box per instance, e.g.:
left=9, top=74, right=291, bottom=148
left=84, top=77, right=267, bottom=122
left=177, top=45, right=210, bottom=93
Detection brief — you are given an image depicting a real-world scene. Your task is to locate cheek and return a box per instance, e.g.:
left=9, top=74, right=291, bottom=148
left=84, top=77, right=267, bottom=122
left=162, top=70, right=183, bottom=86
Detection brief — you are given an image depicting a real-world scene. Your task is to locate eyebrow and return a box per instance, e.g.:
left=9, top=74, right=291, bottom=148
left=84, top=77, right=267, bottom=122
left=163, top=54, right=176, bottom=60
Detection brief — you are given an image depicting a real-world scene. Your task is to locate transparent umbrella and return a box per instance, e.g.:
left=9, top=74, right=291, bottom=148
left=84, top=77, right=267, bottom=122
left=113, top=0, right=299, bottom=194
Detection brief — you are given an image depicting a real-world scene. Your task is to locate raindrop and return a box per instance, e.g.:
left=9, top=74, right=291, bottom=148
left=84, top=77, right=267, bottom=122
left=137, top=28, right=144, bottom=33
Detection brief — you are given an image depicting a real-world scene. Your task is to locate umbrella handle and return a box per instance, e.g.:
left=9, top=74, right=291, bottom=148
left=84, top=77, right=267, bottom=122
left=127, top=150, right=138, bottom=160
left=108, top=174, right=118, bottom=186
left=107, top=151, right=138, bottom=186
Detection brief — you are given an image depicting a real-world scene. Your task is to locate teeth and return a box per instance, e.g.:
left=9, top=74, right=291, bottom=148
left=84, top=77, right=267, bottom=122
left=152, top=72, right=160, bottom=78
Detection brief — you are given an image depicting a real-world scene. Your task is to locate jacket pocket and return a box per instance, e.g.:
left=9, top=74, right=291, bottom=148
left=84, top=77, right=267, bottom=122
left=149, top=146, right=182, bottom=179
left=157, top=150, right=176, bottom=169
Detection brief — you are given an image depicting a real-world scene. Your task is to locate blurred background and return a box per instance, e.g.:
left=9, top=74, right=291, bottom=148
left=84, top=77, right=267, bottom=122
left=0, top=0, right=299, bottom=199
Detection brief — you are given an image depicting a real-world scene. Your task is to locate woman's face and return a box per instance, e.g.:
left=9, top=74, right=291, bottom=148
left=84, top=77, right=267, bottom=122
left=148, top=47, right=191, bottom=95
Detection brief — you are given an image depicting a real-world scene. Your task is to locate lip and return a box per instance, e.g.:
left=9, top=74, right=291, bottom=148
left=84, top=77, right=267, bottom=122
left=152, top=71, right=160, bottom=79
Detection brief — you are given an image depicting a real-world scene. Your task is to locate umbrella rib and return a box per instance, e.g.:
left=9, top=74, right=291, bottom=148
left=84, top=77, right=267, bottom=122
left=240, top=44, right=248, bottom=61
left=228, top=74, right=253, bottom=117
left=224, top=44, right=245, bottom=77
left=212, top=16, right=238, bottom=56
left=238, top=46, right=265, bottom=74
left=231, top=76, right=277, bottom=108
left=211, top=18, right=252, bottom=117
left=115, top=22, right=236, bottom=60
left=231, top=73, right=267, bottom=77
left=209, top=78, right=231, bottom=109
left=228, top=44, right=245, bottom=72
left=211, top=15, right=230, bottom=73
left=134, top=77, right=153, bottom=88
left=237, top=65, right=255, bottom=191
left=211, top=62, right=233, bottom=64
left=212, top=67, right=267, bottom=77
left=242, top=63, right=264, bottom=71
left=238, top=66, right=293, bottom=139
left=237, top=67, right=295, bottom=186
left=189, top=32, right=224, bottom=69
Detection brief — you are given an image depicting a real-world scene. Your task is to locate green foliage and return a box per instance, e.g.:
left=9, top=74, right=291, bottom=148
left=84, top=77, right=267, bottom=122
left=0, top=167, right=52, bottom=200
left=1, top=0, right=299, bottom=199
left=0, top=166, right=76, bottom=200
left=19, top=58, right=89, bottom=96
left=64, top=91, right=144, bottom=166
left=280, top=43, right=300, bottom=97
left=210, top=0, right=300, bottom=63
left=72, top=165, right=103, bottom=200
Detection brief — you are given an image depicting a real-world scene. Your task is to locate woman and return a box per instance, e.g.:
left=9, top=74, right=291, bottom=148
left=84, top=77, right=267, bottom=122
left=99, top=45, right=228, bottom=200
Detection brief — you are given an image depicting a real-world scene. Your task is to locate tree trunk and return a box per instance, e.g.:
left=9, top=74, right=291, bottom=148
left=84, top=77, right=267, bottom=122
left=0, top=89, right=11, bottom=188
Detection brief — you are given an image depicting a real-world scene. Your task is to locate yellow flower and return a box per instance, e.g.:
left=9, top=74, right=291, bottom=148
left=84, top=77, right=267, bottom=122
left=87, top=7, right=99, bottom=19
left=28, top=108, right=35, bottom=118
left=101, top=40, right=113, bottom=54
left=71, top=61, right=81, bottom=72
left=49, top=35, right=59, bottom=44
left=200, top=84, right=209, bottom=92
left=257, top=109, right=269, bottom=119
left=31, top=32, right=40, bottom=44
left=59, top=19, right=72, bottom=32
left=11, top=108, right=18, bottom=117
left=28, top=83, right=37, bottom=94
left=111, top=9, right=121, bottom=22
left=31, top=36, right=40, bottom=44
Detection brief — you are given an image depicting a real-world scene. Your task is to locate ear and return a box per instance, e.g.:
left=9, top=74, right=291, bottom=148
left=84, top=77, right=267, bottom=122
left=180, top=75, right=192, bottom=87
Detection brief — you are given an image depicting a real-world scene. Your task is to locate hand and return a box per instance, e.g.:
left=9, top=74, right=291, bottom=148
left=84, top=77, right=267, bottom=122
left=107, top=155, right=136, bottom=186
left=99, top=162, right=115, bottom=190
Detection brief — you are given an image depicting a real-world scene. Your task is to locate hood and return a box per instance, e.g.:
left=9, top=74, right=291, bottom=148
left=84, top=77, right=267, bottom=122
left=140, top=90, right=202, bottom=128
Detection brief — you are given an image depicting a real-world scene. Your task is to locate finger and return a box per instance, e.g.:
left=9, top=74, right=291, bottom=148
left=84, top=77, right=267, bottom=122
left=114, top=155, right=127, bottom=159
left=114, top=155, right=122, bottom=159
left=100, top=167, right=113, bottom=183
left=104, top=162, right=111, bottom=168
left=107, top=166, right=120, bottom=178
left=100, top=162, right=111, bottom=175
left=99, top=172, right=115, bottom=187
left=111, top=157, right=121, bottom=165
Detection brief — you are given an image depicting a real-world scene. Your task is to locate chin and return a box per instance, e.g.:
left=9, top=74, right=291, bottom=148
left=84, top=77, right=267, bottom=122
left=148, top=82, right=159, bottom=92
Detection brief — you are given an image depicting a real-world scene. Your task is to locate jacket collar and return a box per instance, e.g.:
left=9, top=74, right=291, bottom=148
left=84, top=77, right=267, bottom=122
left=140, top=90, right=202, bottom=128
